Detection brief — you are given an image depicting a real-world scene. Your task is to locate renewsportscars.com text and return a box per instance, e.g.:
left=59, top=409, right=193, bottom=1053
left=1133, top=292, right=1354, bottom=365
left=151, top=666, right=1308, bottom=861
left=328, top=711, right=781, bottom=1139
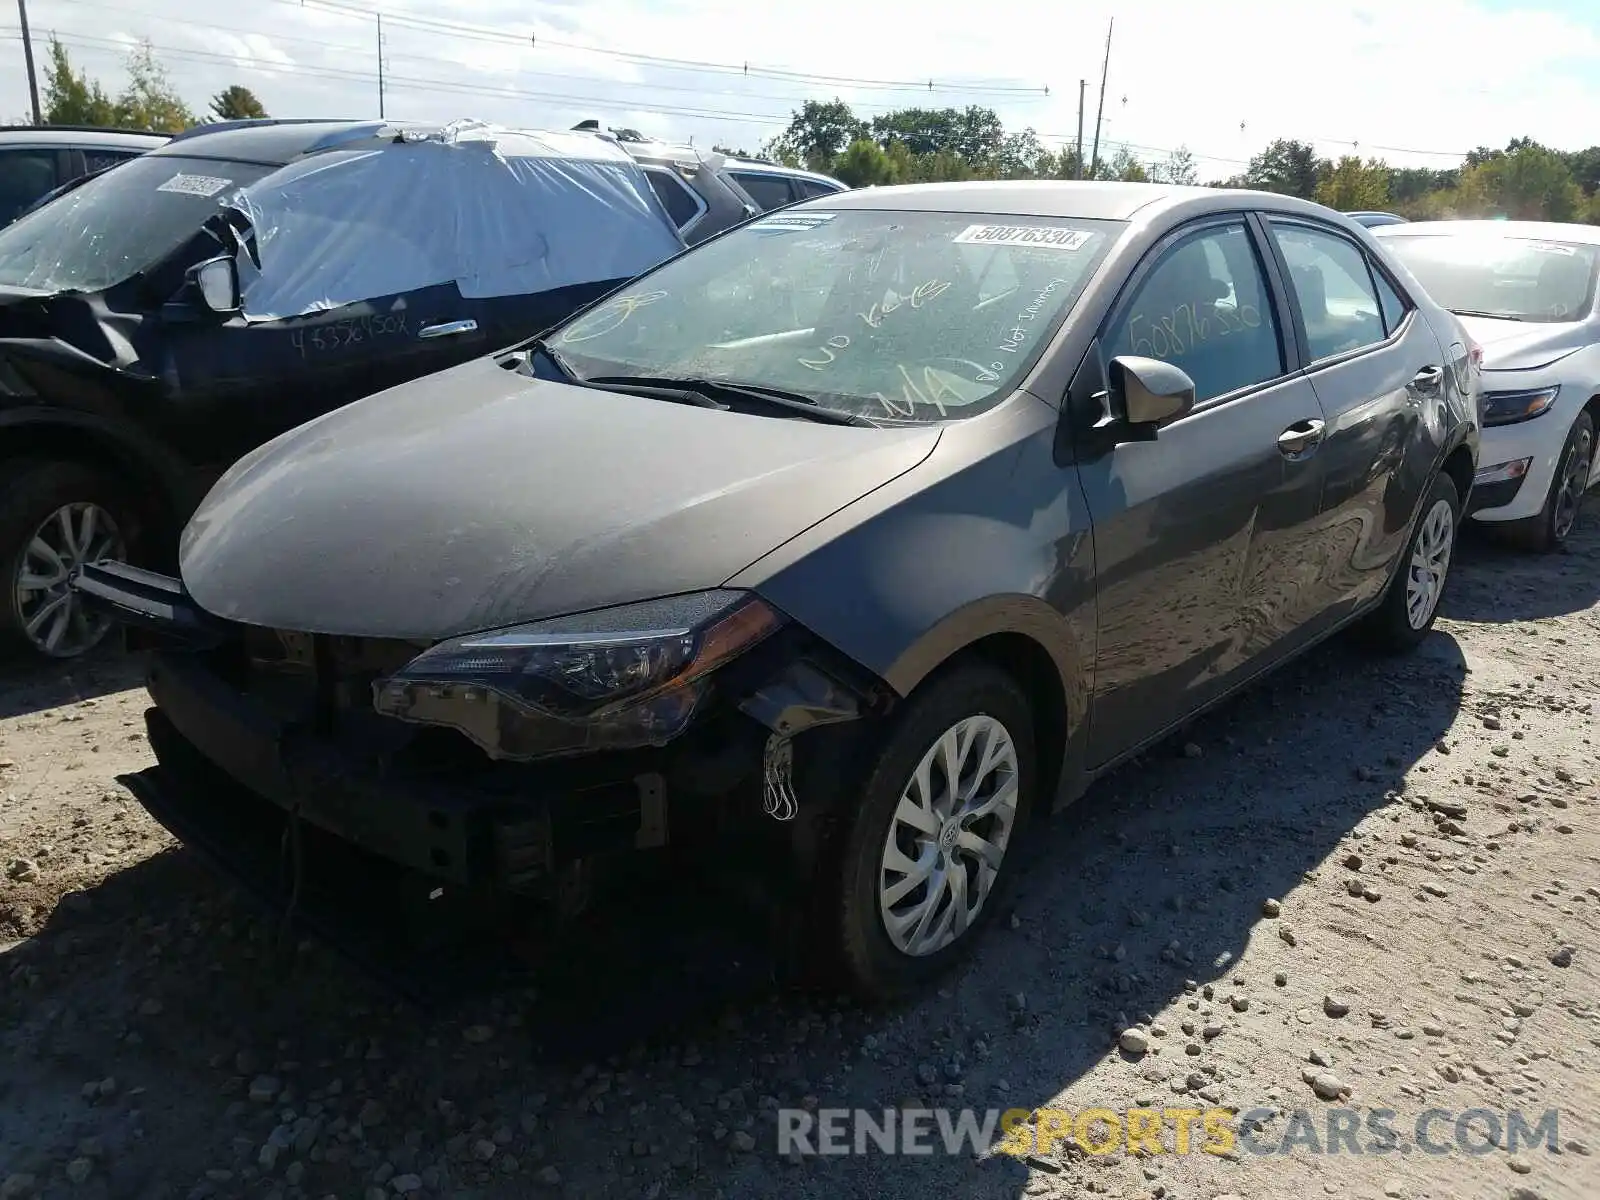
left=775, top=1105, right=1562, bottom=1158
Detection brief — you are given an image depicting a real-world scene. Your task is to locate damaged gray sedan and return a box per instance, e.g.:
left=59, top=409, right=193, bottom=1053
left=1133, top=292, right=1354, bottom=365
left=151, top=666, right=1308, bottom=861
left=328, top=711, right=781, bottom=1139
left=76, top=182, right=1478, bottom=999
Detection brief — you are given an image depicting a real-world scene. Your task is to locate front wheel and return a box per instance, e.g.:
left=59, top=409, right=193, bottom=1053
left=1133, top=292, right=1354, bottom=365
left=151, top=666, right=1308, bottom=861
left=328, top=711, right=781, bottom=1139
left=832, top=662, right=1036, bottom=1000
left=1500, top=410, right=1594, bottom=552
left=0, top=460, right=135, bottom=660
left=1358, top=471, right=1460, bottom=654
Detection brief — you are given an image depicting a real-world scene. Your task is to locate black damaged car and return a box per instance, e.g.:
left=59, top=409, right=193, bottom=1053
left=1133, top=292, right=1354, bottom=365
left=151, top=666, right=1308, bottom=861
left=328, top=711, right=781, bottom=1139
left=78, top=182, right=1478, bottom=999
left=0, top=118, right=689, bottom=660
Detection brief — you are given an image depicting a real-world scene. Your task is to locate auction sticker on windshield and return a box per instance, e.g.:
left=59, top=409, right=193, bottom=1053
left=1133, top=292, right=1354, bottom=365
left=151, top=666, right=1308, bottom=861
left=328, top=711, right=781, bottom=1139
left=156, top=173, right=234, bottom=197
left=953, top=224, right=1092, bottom=250
left=753, top=212, right=838, bottom=233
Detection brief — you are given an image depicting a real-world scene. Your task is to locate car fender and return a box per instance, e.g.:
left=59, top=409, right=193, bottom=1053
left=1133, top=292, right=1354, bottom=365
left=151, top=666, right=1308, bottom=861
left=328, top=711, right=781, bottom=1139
left=729, top=398, right=1093, bottom=785
left=0, top=404, right=200, bottom=522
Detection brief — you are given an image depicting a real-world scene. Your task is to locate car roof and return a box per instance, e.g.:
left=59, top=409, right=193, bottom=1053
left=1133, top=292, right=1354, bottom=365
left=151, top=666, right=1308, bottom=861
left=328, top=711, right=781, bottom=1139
left=0, top=126, right=169, bottom=150
left=798, top=179, right=1327, bottom=223
left=1372, top=219, right=1600, bottom=246
left=156, top=118, right=645, bottom=170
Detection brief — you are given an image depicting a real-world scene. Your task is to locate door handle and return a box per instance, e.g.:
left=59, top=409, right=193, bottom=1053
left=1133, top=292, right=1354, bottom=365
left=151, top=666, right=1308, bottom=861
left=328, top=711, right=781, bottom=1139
left=418, top=319, right=479, bottom=339
left=1277, top=418, right=1326, bottom=458
left=1411, top=364, right=1444, bottom=394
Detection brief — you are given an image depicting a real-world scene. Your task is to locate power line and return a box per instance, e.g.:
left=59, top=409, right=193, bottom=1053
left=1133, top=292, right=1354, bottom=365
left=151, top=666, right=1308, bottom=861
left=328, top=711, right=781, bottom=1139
left=272, top=0, right=1052, bottom=96
left=3, top=29, right=1015, bottom=128
left=32, top=0, right=1050, bottom=110
left=7, top=15, right=1481, bottom=170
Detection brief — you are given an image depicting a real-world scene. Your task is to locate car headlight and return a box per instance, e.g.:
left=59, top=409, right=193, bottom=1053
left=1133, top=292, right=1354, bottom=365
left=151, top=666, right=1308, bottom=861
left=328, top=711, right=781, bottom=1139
left=1482, top=385, right=1558, bottom=428
left=373, top=590, right=784, bottom=761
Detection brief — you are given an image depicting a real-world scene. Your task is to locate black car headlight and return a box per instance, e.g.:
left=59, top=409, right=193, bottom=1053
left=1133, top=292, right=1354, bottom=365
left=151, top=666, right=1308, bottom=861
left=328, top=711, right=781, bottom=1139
left=372, top=590, right=783, bottom=761
left=1482, top=385, right=1558, bottom=427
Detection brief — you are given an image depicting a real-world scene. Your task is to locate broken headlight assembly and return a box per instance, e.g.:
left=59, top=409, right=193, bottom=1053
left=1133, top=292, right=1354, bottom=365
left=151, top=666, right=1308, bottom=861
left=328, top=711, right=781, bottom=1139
left=372, top=590, right=783, bottom=761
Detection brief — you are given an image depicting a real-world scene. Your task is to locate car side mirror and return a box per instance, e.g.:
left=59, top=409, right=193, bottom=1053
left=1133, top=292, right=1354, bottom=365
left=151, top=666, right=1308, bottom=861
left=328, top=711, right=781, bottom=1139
left=189, top=255, right=241, bottom=315
left=1106, top=355, right=1195, bottom=434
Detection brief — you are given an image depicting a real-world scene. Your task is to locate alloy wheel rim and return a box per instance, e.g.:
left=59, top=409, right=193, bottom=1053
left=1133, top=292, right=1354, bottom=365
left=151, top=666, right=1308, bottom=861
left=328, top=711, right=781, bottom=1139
left=13, top=502, right=124, bottom=657
left=1552, top=427, right=1592, bottom=541
left=1404, top=497, right=1454, bottom=631
left=878, top=714, right=1020, bottom=957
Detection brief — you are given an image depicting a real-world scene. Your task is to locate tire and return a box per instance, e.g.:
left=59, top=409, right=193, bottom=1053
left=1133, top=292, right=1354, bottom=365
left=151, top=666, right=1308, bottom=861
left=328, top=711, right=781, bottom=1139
left=831, top=661, right=1037, bottom=1000
left=1499, top=411, right=1594, bottom=553
left=1358, top=471, right=1460, bottom=654
left=0, top=460, right=138, bottom=661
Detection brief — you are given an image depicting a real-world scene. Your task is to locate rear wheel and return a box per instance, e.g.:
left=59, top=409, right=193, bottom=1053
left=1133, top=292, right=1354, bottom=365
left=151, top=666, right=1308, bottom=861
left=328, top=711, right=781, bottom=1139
left=831, top=662, right=1036, bottom=1000
left=1358, top=471, right=1460, bottom=654
left=0, top=460, right=135, bottom=660
left=1500, top=411, right=1594, bottom=552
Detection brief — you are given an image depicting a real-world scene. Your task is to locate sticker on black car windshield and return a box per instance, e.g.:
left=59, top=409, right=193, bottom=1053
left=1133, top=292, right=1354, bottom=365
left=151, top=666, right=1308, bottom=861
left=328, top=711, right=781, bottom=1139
left=752, top=212, right=837, bottom=232
left=157, top=173, right=234, bottom=197
left=952, top=224, right=1091, bottom=251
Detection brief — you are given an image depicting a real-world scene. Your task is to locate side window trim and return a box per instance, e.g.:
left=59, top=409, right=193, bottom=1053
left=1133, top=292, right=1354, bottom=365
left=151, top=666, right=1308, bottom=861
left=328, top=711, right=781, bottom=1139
left=643, top=165, right=708, bottom=237
left=1259, top=215, right=1402, bottom=372
left=1097, top=213, right=1296, bottom=414
left=1364, top=252, right=1414, bottom=337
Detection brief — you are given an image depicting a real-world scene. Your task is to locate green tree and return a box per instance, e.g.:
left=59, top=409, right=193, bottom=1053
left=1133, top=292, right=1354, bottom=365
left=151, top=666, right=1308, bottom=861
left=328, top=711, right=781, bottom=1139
left=1148, top=146, right=1198, bottom=186
left=1093, top=145, right=1147, bottom=182
left=771, top=99, right=866, bottom=172
left=116, top=40, right=194, bottom=132
left=209, top=85, right=267, bottom=122
left=1314, top=156, right=1391, bottom=211
left=1459, top=141, right=1582, bottom=220
left=1245, top=138, right=1323, bottom=199
left=993, top=128, right=1047, bottom=178
left=42, top=38, right=118, bottom=126
left=832, top=138, right=899, bottom=188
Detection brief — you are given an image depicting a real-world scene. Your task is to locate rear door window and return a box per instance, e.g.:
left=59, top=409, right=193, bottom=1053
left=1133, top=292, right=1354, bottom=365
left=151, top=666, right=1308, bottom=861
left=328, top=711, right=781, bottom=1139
left=0, top=149, right=61, bottom=226
left=1269, top=222, right=1388, bottom=361
left=643, top=166, right=705, bottom=232
left=729, top=172, right=796, bottom=211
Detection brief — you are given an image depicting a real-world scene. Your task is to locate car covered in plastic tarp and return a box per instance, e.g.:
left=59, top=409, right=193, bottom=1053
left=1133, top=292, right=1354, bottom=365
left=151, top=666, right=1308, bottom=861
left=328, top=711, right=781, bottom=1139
left=0, top=118, right=687, bottom=661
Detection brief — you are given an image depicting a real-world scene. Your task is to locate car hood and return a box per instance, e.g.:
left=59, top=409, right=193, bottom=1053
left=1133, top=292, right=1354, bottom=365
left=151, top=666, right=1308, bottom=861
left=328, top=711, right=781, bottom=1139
left=179, top=355, right=941, bottom=639
left=1453, top=314, right=1592, bottom=372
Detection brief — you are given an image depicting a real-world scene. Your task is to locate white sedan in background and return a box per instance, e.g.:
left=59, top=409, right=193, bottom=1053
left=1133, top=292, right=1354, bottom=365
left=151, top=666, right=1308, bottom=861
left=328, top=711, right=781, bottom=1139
left=1375, top=220, right=1600, bottom=550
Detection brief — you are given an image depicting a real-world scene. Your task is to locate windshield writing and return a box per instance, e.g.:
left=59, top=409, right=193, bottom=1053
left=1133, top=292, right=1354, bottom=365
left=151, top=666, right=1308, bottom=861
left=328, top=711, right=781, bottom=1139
left=550, top=209, right=1119, bottom=423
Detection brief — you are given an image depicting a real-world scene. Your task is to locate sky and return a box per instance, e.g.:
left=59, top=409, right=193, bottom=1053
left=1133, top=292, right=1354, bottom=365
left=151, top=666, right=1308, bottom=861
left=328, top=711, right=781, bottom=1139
left=3, top=0, right=1600, bottom=179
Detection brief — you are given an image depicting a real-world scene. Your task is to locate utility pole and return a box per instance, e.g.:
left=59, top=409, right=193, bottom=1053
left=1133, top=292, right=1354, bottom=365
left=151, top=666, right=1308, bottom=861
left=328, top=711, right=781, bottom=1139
left=376, top=12, right=385, bottom=118
left=17, top=0, right=41, bottom=125
left=1075, top=79, right=1086, bottom=179
left=1089, top=17, right=1113, bottom=179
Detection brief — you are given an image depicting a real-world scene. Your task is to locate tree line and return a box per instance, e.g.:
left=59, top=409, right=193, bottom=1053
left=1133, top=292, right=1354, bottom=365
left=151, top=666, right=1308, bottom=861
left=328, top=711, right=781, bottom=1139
left=30, top=37, right=267, bottom=130
left=22, top=45, right=1600, bottom=225
left=763, top=99, right=1600, bottom=224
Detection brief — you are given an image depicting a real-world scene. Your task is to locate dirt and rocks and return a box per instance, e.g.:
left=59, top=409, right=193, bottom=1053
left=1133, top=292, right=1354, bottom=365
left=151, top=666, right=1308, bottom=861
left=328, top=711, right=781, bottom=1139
left=2, top=526, right=1599, bottom=1200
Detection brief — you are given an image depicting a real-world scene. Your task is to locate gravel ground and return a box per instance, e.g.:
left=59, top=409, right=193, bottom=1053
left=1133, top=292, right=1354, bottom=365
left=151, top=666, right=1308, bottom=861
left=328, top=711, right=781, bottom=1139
left=2, top=526, right=1598, bottom=1200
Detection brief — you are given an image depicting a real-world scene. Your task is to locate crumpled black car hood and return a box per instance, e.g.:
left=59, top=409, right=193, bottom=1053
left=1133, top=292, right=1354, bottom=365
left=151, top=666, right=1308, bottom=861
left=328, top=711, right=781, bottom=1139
left=179, top=354, right=941, bottom=639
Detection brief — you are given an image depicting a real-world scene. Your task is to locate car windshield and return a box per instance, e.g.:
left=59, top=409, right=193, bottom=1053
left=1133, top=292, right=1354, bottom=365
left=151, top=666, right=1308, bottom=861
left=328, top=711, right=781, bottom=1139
left=548, top=208, right=1120, bottom=423
left=0, top=154, right=277, bottom=293
left=1380, top=233, right=1599, bottom=323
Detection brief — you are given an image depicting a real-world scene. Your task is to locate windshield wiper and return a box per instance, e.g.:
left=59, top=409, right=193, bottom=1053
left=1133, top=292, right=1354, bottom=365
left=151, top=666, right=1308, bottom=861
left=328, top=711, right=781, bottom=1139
left=1451, top=309, right=1526, bottom=322
left=581, top=374, right=730, bottom=411
left=585, top=375, right=881, bottom=426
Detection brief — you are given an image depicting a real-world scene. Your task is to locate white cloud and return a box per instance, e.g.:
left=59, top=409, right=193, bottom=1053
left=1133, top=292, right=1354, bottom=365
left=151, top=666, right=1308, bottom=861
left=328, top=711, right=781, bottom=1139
left=3, top=0, right=1597, bottom=174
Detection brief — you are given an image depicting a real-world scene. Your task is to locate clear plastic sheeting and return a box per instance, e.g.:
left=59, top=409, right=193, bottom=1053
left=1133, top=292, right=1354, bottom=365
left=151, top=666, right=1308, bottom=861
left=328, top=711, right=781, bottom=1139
left=229, top=120, right=686, bottom=320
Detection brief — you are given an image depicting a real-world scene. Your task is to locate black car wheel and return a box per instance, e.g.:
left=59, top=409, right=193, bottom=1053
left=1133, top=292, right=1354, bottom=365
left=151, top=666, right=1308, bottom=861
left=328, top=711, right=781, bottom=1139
left=0, top=460, right=134, bottom=660
left=1502, top=411, right=1594, bottom=553
left=832, top=662, right=1036, bottom=1000
left=1359, top=471, right=1461, bottom=654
